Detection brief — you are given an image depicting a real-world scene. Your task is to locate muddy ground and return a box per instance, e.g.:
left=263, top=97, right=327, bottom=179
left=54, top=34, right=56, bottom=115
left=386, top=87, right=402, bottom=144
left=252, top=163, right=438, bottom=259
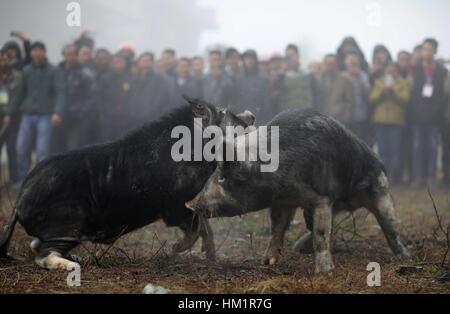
left=0, top=187, right=449, bottom=294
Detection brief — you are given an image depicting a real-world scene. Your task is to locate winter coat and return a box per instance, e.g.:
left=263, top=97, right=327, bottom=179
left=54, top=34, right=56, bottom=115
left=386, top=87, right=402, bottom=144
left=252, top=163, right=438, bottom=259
left=202, top=74, right=237, bottom=106
left=279, top=70, right=315, bottom=112
left=369, top=76, right=410, bottom=126
left=317, top=72, right=354, bottom=124
left=410, top=63, right=448, bottom=126
left=235, top=72, right=269, bottom=122
left=7, top=60, right=65, bottom=116
left=128, top=70, right=172, bottom=125
left=57, top=62, right=97, bottom=120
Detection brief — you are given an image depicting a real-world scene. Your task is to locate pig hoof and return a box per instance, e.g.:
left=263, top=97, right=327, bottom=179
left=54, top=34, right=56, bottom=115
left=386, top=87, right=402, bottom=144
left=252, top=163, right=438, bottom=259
left=205, top=250, right=216, bottom=261
left=293, top=232, right=313, bottom=254
left=315, top=262, right=335, bottom=274
left=172, top=242, right=189, bottom=254
left=395, top=248, right=411, bottom=260
left=314, top=251, right=335, bottom=274
left=262, top=255, right=279, bottom=266
left=68, top=254, right=82, bottom=263
left=202, top=242, right=216, bottom=261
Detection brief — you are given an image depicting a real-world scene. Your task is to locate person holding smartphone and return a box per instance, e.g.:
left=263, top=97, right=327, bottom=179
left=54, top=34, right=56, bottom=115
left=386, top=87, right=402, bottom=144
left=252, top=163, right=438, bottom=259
left=369, top=63, right=411, bottom=185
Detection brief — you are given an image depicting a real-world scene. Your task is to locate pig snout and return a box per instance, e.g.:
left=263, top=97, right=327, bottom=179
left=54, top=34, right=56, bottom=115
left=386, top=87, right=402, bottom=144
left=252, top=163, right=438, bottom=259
left=185, top=198, right=200, bottom=212
left=185, top=193, right=208, bottom=214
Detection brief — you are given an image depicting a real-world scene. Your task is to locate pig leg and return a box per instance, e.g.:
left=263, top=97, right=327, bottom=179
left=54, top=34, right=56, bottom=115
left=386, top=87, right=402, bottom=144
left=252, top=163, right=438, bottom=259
left=367, top=192, right=410, bottom=258
left=34, top=240, right=79, bottom=270
left=172, top=214, right=215, bottom=261
left=172, top=225, right=200, bottom=254
left=165, top=209, right=200, bottom=254
left=294, top=210, right=314, bottom=254
left=263, top=208, right=296, bottom=266
left=312, top=197, right=335, bottom=273
left=198, top=217, right=216, bottom=261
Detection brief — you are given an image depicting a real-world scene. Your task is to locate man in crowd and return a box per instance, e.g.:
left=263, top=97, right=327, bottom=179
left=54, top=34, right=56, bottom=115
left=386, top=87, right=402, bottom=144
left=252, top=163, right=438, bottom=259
left=97, top=51, right=132, bottom=141
left=409, top=38, right=448, bottom=188
left=54, top=44, right=97, bottom=152
left=128, top=52, right=172, bottom=127
left=4, top=41, right=65, bottom=184
left=171, top=57, right=202, bottom=108
left=279, top=44, right=317, bottom=112
left=343, top=52, right=372, bottom=144
left=203, top=63, right=236, bottom=106
left=266, top=55, right=285, bottom=120
left=78, top=44, right=94, bottom=69
left=225, top=47, right=241, bottom=80
left=236, top=49, right=269, bottom=122
left=445, top=78, right=450, bottom=187
left=0, top=50, right=21, bottom=184
left=208, top=50, right=223, bottom=69
left=159, top=49, right=177, bottom=79
left=191, top=56, right=205, bottom=98
left=316, top=54, right=354, bottom=125
left=397, top=51, right=413, bottom=79
left=94, top=48, right=111, bottom=83
left=396, top=50, right=414, bottom=184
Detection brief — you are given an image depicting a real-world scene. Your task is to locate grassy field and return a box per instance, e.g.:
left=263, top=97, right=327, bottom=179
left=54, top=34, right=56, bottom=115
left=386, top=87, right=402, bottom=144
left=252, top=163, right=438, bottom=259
left=0, top=187, right=449, bottom=294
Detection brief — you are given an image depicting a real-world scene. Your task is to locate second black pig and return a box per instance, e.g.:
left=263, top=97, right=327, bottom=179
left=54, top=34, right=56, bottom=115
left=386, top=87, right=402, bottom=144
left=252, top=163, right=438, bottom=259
left=187, top=109, right=410, bottom=273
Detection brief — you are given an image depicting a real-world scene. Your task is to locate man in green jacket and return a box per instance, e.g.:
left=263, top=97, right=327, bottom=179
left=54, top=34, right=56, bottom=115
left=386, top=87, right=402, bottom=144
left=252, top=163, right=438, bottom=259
left=280, top=44, right=317, bottom=111
left=4, top=41, right=65, bottom=182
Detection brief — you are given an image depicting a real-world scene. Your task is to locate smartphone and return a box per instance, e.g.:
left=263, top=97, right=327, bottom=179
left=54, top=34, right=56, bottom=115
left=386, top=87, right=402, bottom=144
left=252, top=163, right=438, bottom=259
left=384, top=75, right=394, bottom=87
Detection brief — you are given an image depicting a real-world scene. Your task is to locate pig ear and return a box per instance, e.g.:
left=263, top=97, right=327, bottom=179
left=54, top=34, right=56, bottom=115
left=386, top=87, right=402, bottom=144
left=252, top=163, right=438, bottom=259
left=237, top=110, right=256, bottom=126
left=185, top=96, right=212, bottom=120
left=183, top=95, right=197, bottom=106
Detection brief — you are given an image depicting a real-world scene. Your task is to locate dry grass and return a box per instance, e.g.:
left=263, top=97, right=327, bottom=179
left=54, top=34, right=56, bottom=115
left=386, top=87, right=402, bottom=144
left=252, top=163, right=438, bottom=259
left=0, top=187, right=449, bottom=294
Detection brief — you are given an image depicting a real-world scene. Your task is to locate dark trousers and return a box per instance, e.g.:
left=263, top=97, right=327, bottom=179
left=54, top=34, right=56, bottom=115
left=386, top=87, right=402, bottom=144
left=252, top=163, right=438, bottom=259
left=0, top=111, right=20, bottom=184
left=16, top=114, right=53, bottom=181
left=441, top=122, right=450, bottom=182
left=411, top=125, right=439, bottom=184
left=397, top=124, right=413, bottom=184
left=101, top=114, right=130, bottom=142
left=52, top=114, right=100, bottom=153
left=66, top=115, right=99, bottom=151
left=374, top=124, right=403, bottom=183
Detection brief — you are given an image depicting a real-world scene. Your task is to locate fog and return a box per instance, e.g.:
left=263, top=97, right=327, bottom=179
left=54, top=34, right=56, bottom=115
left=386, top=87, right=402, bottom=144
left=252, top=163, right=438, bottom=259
left=1, top=0, right=449, bottom=62
left=199, top=0, right=450, bottom=62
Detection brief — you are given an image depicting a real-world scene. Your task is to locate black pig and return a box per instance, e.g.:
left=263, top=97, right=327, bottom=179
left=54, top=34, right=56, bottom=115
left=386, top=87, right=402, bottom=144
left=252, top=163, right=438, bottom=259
left=0, top=97, right=253, bottom=270
left=187, top=109, right=410, bottom=273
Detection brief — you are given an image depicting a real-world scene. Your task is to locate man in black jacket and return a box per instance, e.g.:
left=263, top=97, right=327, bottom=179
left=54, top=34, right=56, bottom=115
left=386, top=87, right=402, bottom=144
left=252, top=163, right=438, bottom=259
left=128, top=52, right=171, bottom=127
left=54, top=44, right=97, bottom=152
left=410, top=38, right=448, bottom=189
left=170, top=58, right=202, bottom=109
left=97, top=52, right=132, bottom=141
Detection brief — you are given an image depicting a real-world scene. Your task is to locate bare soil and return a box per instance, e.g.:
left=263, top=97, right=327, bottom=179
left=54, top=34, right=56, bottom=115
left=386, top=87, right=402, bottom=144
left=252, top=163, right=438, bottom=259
left=1, top=187, right=449, bottom=294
